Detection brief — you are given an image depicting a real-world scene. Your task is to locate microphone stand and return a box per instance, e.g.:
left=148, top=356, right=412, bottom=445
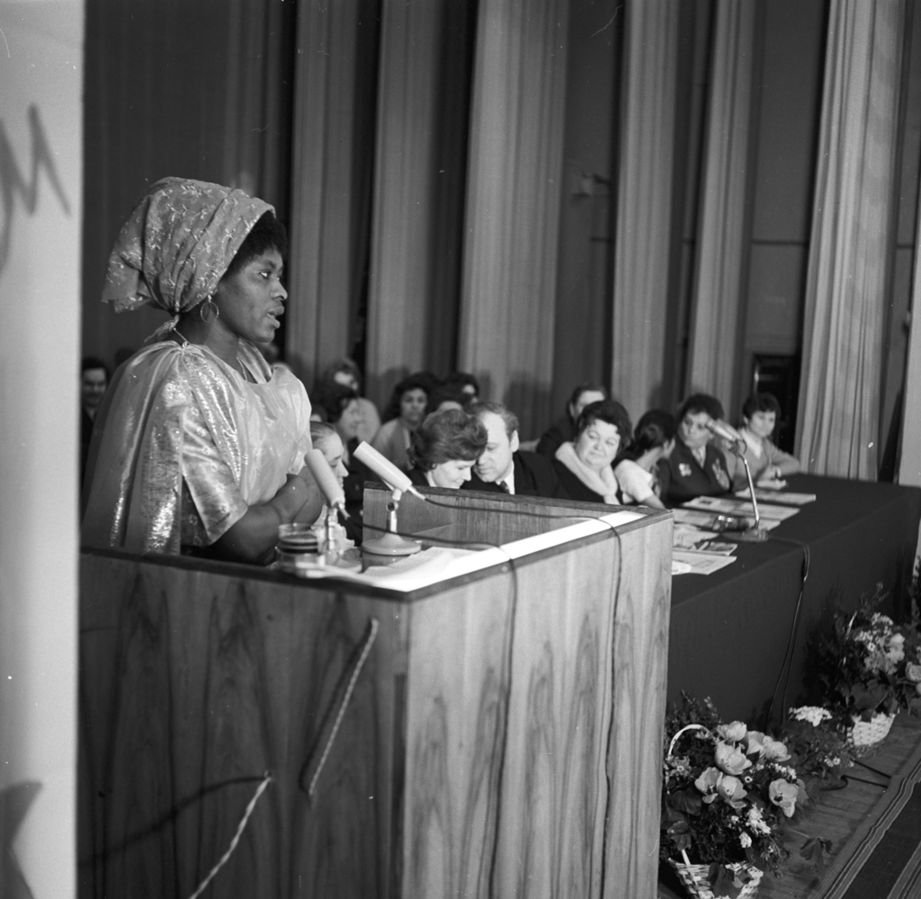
left=724, top=444, right=769, bottom=543
left=320, top=505, right=341, bottom=566
left=361, top=488, right=422, bottom=560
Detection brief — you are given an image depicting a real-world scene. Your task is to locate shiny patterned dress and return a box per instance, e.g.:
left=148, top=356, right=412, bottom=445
left=82, top=338, right=312, bottom=555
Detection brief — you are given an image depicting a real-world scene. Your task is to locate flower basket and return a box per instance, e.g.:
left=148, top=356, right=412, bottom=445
left=847, top=711, right=895, bottom=749
left=670, top=855, right=763, bottom=899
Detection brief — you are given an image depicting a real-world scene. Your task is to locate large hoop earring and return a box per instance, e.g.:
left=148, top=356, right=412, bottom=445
left=198, top=298, right=220, bottom=323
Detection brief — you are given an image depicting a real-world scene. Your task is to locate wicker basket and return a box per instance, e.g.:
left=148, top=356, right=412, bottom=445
left=669, top=856, right=763, bottom=899
left=665, top=727, right=764, bottom=898
left=847, top=711, right=895, bottom=748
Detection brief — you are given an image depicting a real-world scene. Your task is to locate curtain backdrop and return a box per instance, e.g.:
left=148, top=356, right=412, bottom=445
left=686, top=0, right=757, bottom=415
left=82, top=0, right=295, bottom=364
left=610, top=0, right=680, bottom=420
left=899, top=160, right=921, bottom=488
left=458, top=0, right=569, bottom=436
left=364, top=0, right=475, bottom=404
left=286, top=0, right=378, bottom=387
left=796, top=0, right=906, bottom=478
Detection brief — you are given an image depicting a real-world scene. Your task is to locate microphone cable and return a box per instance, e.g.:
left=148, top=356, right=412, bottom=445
left=363, top=498, right=633, bottom=892
left=762, top=534, right=811, bottom=728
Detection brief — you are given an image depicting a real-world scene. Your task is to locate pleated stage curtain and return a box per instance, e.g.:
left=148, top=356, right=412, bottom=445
left=285, top=0, right=377, bottom=385
left=685, top=0, right=757, bottom=415
left=797, top=0, right=906, bottom=479
left=609, top=0, right=680, bottom=419
left=457, top=0, right=569, bottom=436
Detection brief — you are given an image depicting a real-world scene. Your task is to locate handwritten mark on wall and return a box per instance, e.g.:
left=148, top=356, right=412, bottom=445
left=0, top=104, right=72, bottom=276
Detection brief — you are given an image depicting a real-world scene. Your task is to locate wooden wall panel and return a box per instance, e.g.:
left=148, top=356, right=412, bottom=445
left=80, top=490, right=671, bottom=899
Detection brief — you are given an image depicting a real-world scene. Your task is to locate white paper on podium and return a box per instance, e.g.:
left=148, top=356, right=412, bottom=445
left=313, top=509, right=646, bottom=592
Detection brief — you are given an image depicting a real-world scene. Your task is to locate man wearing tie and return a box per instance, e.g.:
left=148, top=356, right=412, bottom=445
left=464, top=401, right=565, bottom=498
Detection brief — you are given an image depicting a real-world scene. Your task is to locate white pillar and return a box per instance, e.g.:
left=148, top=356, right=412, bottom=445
left=0, top=2, right=83, bottom=896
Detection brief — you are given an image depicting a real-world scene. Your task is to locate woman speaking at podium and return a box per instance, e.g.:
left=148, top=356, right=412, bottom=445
left=82, top=177, right=322, bottom=563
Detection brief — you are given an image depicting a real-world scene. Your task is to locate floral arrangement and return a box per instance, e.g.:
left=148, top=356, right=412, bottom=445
left=661, top=695, right=829, bottom=896
left=781, top=706, right=855, bottom=788
left=811, top=585, right=921, bottom=724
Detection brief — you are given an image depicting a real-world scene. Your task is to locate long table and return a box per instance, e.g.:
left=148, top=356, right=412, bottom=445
left=668, top=474, right=921, bottom=724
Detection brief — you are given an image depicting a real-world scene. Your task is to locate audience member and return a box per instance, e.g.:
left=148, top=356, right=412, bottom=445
left=536, top=382, right=609, bottom=457
left=80, top=356, right=110, bottom=485
left=443, top=371, right=480, bottom=408
left=613, top=409, right=675, bottom=509
left=427, top=381, right=469, bottom=413
left=312, top=382, right=363, bottom=460
left=464, top=401, right=564, bottom=497
left=725, top=392, right=802, bottom=490
left=371, top=372, right=431, bottom=470
left=317, top=356, right=381, bottom=444
left=309, top=420, right=359, bottom=548
left=658, top=393, right=732, bottom=507
left=552, top=399, right=632, bottom=504
left=406, top=408, right=487, bottom=489
left=81, top=177, right=323, bottom=561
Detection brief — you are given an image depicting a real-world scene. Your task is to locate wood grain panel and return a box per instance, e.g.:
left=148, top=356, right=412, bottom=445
left=493, top=547, right=614, bottom=899
left=79, top=555, right=407, bottom=899
left=604, top=522, right=672, bottom=899
left=80, top=491, right=671, bottom=899
left=403, top=581, right=514, bottom=897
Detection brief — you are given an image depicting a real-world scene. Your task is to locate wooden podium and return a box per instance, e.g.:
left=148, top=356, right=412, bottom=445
left=79, top=486, right=672, bottom=898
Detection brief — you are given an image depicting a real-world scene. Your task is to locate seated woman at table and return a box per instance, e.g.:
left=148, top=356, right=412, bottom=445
left=614, top=409, right=676, bottom=509
left=657, top=393, right=732, bottom=507
left=406, top=408, right=488, bottom=489
left=552, top=399, right=632, bottom=504
left=371, top=372, right=432, bottom=470
left=535, top=381, right=609, bottom=458
left=309, top=420, right=359, bottom=549
left=312, top=382, right=371, bottom=538
left=724, top=392, right=802, bottom=490
left=82, top=177, right=323, bottom=563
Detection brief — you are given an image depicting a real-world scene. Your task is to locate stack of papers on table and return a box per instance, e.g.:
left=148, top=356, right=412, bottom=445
left=683, top=495, right=800, bottom=522
left=672, top=549, right=737, bottom=576
left=735, top=488, right=816, bottom=505
left=671, top=523, right=738, bottom=576
left=673, top=505, right=781, bottom=532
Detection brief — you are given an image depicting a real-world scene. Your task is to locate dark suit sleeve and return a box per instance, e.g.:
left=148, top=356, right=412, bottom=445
left=516, top=451, right=566, bottom=498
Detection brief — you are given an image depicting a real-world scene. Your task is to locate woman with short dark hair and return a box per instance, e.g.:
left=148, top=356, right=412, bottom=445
left=657, top=393, right=732, bottom=507
left=614, top=409, right=676, bottom=509
left=536, top=382, right=610, bottom=458
left=371, top=372, right=432, bottom=470
left=552, top=399, right=632, bottom=504
left=727, top=392, right=801, bottom=488
left=407, top=408, right=487, bottom=489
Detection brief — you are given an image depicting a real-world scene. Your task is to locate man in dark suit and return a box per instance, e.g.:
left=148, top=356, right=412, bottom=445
left=464, top=401, right=565, bottom=498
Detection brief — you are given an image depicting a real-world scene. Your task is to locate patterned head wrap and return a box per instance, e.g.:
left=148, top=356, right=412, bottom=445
left=102, top=177, right=273, bottom=335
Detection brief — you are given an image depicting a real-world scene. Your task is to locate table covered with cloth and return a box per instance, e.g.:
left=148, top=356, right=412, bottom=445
left=668, top=474, right=921, bottom=723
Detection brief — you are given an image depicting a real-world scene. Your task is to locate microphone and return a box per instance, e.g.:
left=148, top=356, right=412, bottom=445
left=704, top=422, right=768, bottom=543
left=304, top=448, right=347, bottom=514
left=705, top=419, right=746, bottom=453
left=352, top=441, right=426, bottom=501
